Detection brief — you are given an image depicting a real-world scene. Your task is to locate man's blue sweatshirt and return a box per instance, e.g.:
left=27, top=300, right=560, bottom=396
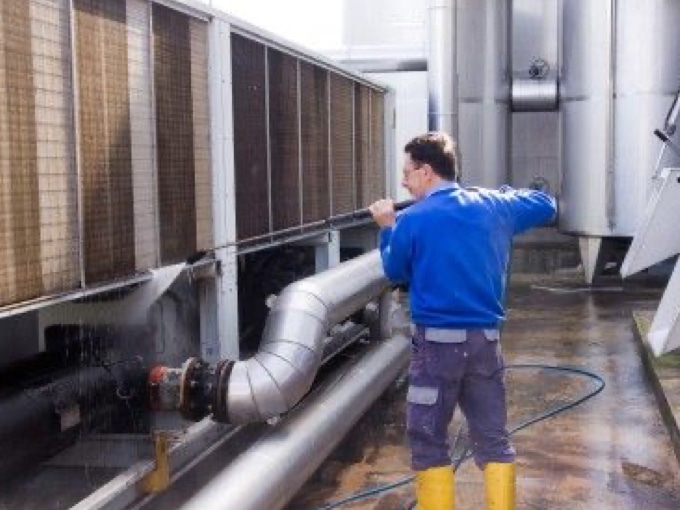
left=379, top=183, right=556, bottom=329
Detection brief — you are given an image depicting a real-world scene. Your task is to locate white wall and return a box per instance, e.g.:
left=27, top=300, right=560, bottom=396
left=204, top=0, right=345, bottom=50
left=368, top=71, right=428, bottom=202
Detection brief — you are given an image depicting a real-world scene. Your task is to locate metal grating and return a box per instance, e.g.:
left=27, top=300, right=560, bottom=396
left=153, top=4, right=197, bottom=264
left=329, top=73, right=355, bottom=215
left=189, top=18, right=213, bottom=253
left=268, top=49, right=300, bottom=231
left=354, top=84, right=371, bottom=208
left=0, top=0, right=43, bottom=305
left=0, top=4, right=391, bottom=308
left=368, top=89, right=386, bottom=202
left=127, top=0, right=157, bottom=270
left=75, top=0, right=135, bottom=284
left=232, top=33, right=269, bottom=241
left=300, top=61, right=329, bottom=224
left=31, top=0, right=79, bottom=296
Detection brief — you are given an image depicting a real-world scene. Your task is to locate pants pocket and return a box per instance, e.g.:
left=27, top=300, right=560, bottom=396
left=407, top=385, right=439, bottom=405
left=407, top=384, right=439, bottom=438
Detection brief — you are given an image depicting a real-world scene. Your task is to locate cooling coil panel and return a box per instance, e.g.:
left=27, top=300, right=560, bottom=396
left=127, top=0, right=157, bottom=271
left=330, top=73, right=355, bottom=215
left=75, top=0, right=136, bottom=284
left=300, top=61, right=330, bottom=224
left=232, top=34, right=269, bottom=242
left=0, top=0, right=44, bottom=304
left=369, top=89, right=386, bottom=202
left=269, top=48, right=301, bottom=231
left=0, top=0, right=213, bottom=307
left=190, top=17, right=213, bottom=254
left=354, top=84, right=371, bottom=208
left=231, top=32, right=388, bottom=242
left=154, top=3, right=196, bottom=264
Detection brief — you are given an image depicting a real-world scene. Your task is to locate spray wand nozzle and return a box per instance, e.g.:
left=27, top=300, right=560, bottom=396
left=184, top=199, right=415, bottom=266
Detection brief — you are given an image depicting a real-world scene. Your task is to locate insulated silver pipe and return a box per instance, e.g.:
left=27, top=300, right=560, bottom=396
left=428, top=0, right=457, bottom=135
left=225, top=250, right=389, bottom=423
left=338, top=57, right=427, bottom=73
left=511, top=78, right=559, bottom=112
left=181, top=334, right=410, bottom=510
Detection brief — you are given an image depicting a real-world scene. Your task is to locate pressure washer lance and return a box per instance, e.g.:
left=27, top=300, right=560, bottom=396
left=184, top=199, right=415, bottom=265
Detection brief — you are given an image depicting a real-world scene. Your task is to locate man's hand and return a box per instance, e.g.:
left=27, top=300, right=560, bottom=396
left=369, top=199, right=396, bottom=228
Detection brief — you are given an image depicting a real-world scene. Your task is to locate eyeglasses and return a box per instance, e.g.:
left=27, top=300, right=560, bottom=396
left=402, top=163, right=425, bottom=178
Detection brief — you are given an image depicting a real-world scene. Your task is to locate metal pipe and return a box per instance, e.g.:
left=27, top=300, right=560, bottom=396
left=427, top=0, right=457, bottom=135
left=224, top=250, right=389, bottom=423
left=511, top=78, right=558, bottom=112
left=181, top=334, right=410, bottom=510
left=605, top=0, right=617, bottom=231
left=339, top=57, right=427, bottom=73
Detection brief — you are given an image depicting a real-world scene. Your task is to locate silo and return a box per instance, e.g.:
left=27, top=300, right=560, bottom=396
left=338, top=0, right=511, bottom=189
left=455, top=0, right=511, bottom=187
left=560, top=0, right=680, bottom=238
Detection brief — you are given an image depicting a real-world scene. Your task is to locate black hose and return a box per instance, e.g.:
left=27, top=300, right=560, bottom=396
left=313, top=363, right=605, bottom=510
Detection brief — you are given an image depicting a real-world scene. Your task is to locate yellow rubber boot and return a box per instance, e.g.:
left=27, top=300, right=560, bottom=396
left=415, top=466, right=455, bottom=510
left=484, top=462, right=515, bottom=510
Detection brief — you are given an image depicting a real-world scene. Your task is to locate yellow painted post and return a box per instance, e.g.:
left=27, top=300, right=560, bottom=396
left=140, top=432, right=171, bottom=493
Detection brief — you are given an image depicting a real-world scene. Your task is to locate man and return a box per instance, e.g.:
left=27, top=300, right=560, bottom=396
left=369, top=132, right=556, bottom=510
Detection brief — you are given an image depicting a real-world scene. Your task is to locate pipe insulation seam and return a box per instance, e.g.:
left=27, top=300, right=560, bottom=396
left=181, top=333, right=410, bottom=510
left=223, top=250, right=390, bottom=423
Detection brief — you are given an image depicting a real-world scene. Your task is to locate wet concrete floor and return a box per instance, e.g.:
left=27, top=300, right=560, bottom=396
left=287, top=278, right=680, bottom=509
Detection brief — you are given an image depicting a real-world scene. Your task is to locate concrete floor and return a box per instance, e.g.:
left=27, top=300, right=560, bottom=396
left=4, top=276, right=679, bottom=510
left=287, top=279, right=680, bottom=509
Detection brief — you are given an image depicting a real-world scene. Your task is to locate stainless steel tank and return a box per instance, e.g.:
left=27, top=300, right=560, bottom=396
left=340, top=0, right=511, bottom=189
left=456, top=0, right=511, bottom=188
left=560, top=0, right=680, bottom=236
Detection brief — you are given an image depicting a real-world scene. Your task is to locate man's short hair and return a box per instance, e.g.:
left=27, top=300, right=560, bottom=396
left=404, top=132, right=459, bottom=181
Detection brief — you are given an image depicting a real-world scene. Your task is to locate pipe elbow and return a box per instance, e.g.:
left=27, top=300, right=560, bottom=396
left=226, top=312, right=326, bottom=423
left=221, top=250, right=390, bottom=424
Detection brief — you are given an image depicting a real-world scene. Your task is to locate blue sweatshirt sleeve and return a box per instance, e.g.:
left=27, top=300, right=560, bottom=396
left=379, top=216, right=413, bottom=284
left=500, top=188, right=557, bottom=234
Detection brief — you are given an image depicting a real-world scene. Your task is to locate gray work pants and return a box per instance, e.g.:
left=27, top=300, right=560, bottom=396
left=407, top=327, right=515, bottom=471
